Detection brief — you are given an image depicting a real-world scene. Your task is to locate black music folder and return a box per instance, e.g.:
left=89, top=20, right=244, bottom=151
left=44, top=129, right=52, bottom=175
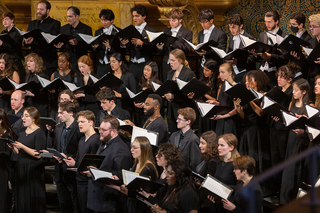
left=192, top=171, right=205, bottom=180
left=89, top=168, right=123, bottom=185
left=20, top=29, right=42, bottom=39
left=0, top=137, right=15, bottom=144
left=40, top=117, right=57, bottom=129
left=210, top=46, right=249, bottom=67
left=0, top=77, right=15, bottom=90
left=77, top=154, right=106, bottom=173
left=306, top=105, right=320, bottom=127
left=41, top=33, right=73, bottom=45
left=115, top=25, right=144, bottom=41
left=264, top=87, right=288, bottom=103
left=176, top=78, right=210, bottom=100
left=150, top=80, right=179, bottom=96
left=261, top=96, right=288, bottom=123
left=146, top=30, right=178, bottom=47
left=78, top=33, right=114, bottom=45
left=224, top=82, right=256, bottom=106
left=199, top=174, right=233, bottom=200
left=183, top=38, right=218, bottom=52
left=304, top=42, right=320, bottom=62
left=281, top=110, right=308, bottom=129
left=127, top=178, right=164, bottom=194
left=240, top=35, right=272, bottom=53
left=277, top=34, right=310, bottom=54
left=47, top=148, right=66, bottom=159
left=306, top=125, right=320, bottom=145
left=0, top=33, right=14, bottom=44
left=196, top=102, right=233, bottom=118
left=91, top=73, right=124, bottom=90
left=126, top=88, right=152, bottom=103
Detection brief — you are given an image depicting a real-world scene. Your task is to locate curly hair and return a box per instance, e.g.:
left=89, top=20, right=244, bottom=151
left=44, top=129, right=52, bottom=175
left=0, top=53, right=18, bottom=79
left=157, top=143, right=182, bottom=162
left=276, top=63, right=298, bottom=81
left=24, top=53, right=45, bottom=74
left=227, top=14, right=244, bottom=26
left=200, top=131, right=219, bottom=161
left=243, top=70, right=270, bottom=93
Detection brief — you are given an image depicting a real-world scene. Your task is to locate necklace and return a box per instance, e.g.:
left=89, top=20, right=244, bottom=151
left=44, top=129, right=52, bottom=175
left=142, top=115, right=160, bottom=129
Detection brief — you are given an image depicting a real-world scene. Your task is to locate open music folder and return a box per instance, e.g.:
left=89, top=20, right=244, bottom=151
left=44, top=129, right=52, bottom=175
left=145, top=30, right=178, bottom=47
left=89, top=168, right=123, bottom=185
left=150, top=80, right=179, bottom=96
left=196, top=102, right=233, bottom=118
left=183, top=38, right=218, bottom=52
left=261, top=96, right=288, bottom=123
left=176, top=78, right=210, bottom=100
left=224, top=81, right=256, bottom=106
left=75, top=154, right=106, bottom=173
left=131, top=126, right=159, bottom=146
left=199, top=174, right=233, bottom=200
left=125, top=87, right=152, bottom=103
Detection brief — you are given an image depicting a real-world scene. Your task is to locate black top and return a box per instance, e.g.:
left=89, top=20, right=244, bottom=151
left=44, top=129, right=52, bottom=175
left=162, top=185, right=199, bottom=213
left=60, top=21, right=92, bottom=60
left=0, top=26, right=23, bottom=61
left=115, top=72, right=137, bottom=111
left=53, top=70, right=76, bottom=83
left=74, top=133, right=101, bottom=183
left=26, top=16, right=60, bottom=68
left=196, top=157, right=219, bottom=177
left=144, top=116, right=169, bottom=145
left=233, top=179, right=263, bottom=213
left=96, top=105, right=131, bottom=127
left=214, top=160, right=237, bottom=191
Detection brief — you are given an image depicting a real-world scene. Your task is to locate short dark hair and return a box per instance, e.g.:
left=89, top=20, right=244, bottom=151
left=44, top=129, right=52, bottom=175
left=290, top=12, right=306, bottom=26
left=68, top=6, right=80, bottom=16
left=147, top=93, right=163, bottom=108
left=96, top=87, right=116, bottom=102
left=233, top=155, right=256, bottom=176
left=130, top=4, right=148, bottom=17
left=198, top=9, right=214, bottom=21
left=58, top=101, right=76, bottom=115
left=99, top=9, right=115, bottom=21
left=102, top=116, right=119, bottom=132
left=265, top=10, right=280, bottom=22
left=38, top=0, right=51, bottom=10
left=227, top=14, right=244, bottom=26
left=2, top=12, right=15, bottom=21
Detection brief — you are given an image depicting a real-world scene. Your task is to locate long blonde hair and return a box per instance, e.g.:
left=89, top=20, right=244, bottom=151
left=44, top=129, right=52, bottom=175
left=170, top=49, right=190, bottom=69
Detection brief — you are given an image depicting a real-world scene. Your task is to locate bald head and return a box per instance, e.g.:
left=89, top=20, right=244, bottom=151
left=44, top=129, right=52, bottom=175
left=11, top=90, right=25, bottom=112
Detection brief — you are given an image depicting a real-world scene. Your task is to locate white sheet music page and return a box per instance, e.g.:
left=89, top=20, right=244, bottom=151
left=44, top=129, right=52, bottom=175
left=122, top=169, right=150, bottom=185
left=262, top=96, right=274, bottom=110
left=306, top=126, right=320, bottom=141
left=89, top=74, right=99, bottom=84
left=90, top=168, right=113, bottom=180
left=125, top=87, right=136, bottom=98
left=37, top=75, right=51, bottom=87
left=239, top=34, right=256, bottom=46
left=306, top=105, right=319, bottom=118
left=145, top=30, right=163, bottom=42
left=131, top=126, right=158, bottom=146
left=282, top=111, right=298, bottom=126
left=196, top=102, right=214, bottom=117
left=176, top=78, right=188, bottom=90
left=151, top=81, right=161, bottom=91
left=202, top=176, right=232, bottom=200
left=210, top=46, right=227, bottom=58
left=62, top=80, right=79, bottom=91
left=41, top=32, right=57, bottom=43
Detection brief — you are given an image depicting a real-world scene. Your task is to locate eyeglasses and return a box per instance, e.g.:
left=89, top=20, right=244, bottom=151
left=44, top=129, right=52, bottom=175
left=97, top=127, right=112, bottom=132
left=176, top=117, right=187, bottom=122
left=309, top=25, right=320, bottom=29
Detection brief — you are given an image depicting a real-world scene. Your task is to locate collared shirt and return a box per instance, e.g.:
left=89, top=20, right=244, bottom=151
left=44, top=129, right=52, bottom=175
left=103, top=25, right=114, bottom=35
left=171, top=25, right=182, bottom=37
left=233, top=30, right=245, bottom=50
left=203, top=24, right=215, bottom=43
left=296, top=29, right=306, bottom=38
left=135, top=22, right=147, bottom=34
left=60, top=119, right=76, bottom=152
left=267, top=27, right=280, bottom=45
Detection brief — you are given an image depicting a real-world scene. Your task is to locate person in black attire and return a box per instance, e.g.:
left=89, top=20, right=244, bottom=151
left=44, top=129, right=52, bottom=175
left=24, top=53, right=49, bottom=117
left=74, top=55, right=100, bottom=117
left=48, top=101, right=83, bottom=213
left=95, top=87, right=131, bottom=125
left=157, top=8, right=193, bottom=82
left=24, top=0, right=60, bottom=77
left=169, top=107, right=201, bottom=171
left=163, top=49, right=196, bottom=133
left=119, top=4, right=158, bottom=82
left=226, top=14, right=256, bottom=83
left=0, top=12, right=24, bottom=82
left=255, top=10, right=288, bottom=88
left=125, top=94, right=169, bottom=145
left=152, top=159, right=199, bottom=213
left=59, top=6, right=92, bottom=74
left=196, top=131, right=219, bottom=213
left=0, top=108, right=17, bottom=213
left=9, top=107, right=46, bottom=213
left=290, top=12, right=313, bottom=43
left=84, top=116, right=131, bottom=213
left=64, top=110, right=100, bottom=213
left=209, top=156, right=263, bottom=213
left=197, top=9, right=227, bottom=78
left=93, top=9, right=122, bottom=78
left=211, top=133, right=239, bottom=213
left=50, top=52, right=76, bottom=82
left=109, top=52, right=137, bottom=113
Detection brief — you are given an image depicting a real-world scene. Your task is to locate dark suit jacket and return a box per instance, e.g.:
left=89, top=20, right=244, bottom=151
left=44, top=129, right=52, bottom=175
left=197, top=157, right=219, bottom=177
left=26, top=16, right=60, bottom=68
left=94, top=25, right=123, bottom=64
left=60, top=21, right=92, bottom=60
left=96, top=105, right=131, bottom=126
left=300, top=30, right=312, bottom=43
left=53, top=120, right=83, bottom=182
left=198, top=26, right=227, bottom=62
left=87, top=135, right=131, bottom=212
left=169, top=129, right=201, bottom=170
left=127, top=24, right=158, bottom=62
left=228, top=31, right=255, bottom=52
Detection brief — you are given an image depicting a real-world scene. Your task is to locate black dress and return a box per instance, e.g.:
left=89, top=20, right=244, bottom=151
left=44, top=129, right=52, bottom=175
left=115, top=72, right=137, bottom=114
left=215, top=81, right=240, bottom=138
left=0, top=131, right=15, bottom=213
left=15, top=128, right=46, bottom=213
left=280, top=105, right=309, bottom=205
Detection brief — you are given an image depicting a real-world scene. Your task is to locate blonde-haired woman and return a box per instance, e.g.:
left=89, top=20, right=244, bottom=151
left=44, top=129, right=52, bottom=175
left=164, top=48, right=196, bottom=133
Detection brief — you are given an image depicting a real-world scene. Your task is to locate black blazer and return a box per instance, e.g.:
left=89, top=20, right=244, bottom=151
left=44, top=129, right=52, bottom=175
left=197, top=157, right=219, bottom=177
left=25, top=16, right=60, bottom=68
left=300, top=30, right=312, bottom=43
left=169, top=129, right=201, bottom=170
left=96, top=105, right=131, bottom=126
left=60, top=21, right=92, bottom=60
left=87, top=135, right=131, bottom=212
left=94, top=25, right=123, bottom=64
left=128, top=24, right=158, bottom=62
left=198, top=26, right=227, bottom=62
left=228, top=31, right=255, bottom=52
left=53, top=120, right=83, bottom=182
